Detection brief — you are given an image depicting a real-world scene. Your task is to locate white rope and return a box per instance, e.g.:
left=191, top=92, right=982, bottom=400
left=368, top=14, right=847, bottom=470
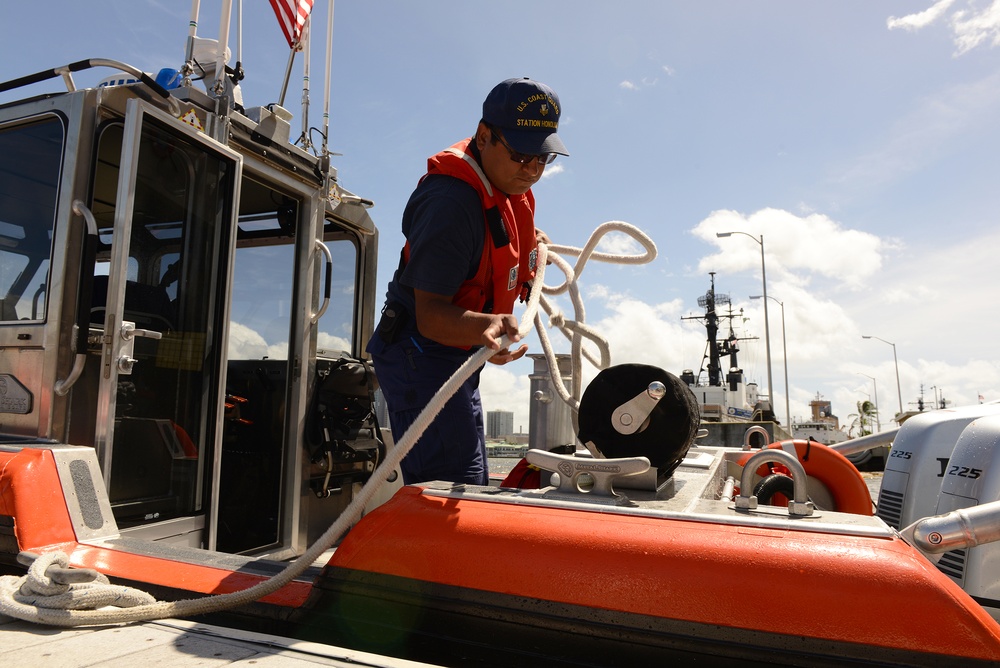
left=0, top=552, right=155, bottom=617
left=0, top=221, right=656, bottom=628
left=532, top=221, right=656, bottom=420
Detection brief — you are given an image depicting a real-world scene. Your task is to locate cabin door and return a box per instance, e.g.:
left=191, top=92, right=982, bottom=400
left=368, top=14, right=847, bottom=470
left=93, top=99, right=241, bottom=545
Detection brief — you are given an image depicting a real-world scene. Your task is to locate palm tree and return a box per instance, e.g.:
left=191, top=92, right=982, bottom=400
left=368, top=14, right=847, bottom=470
left=848, top=399, right=878, bottom=437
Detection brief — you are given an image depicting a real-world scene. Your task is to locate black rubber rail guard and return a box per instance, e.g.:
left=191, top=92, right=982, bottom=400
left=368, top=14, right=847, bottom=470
left=0, top=58, right=170, bottom=101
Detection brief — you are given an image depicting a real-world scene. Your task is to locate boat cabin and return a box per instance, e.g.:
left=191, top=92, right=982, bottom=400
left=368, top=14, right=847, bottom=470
left=0, top=75, right=382, bottom=559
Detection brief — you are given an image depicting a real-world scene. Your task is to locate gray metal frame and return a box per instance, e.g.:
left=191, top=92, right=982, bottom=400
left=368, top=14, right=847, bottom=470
left=1, top=72, right=381, bottom=558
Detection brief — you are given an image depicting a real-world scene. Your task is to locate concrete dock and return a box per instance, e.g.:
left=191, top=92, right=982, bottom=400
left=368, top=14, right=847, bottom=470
left=0, top=614, right=432, bottom=667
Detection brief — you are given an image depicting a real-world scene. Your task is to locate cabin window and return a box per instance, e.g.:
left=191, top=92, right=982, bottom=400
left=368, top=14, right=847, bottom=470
left=0, top=116, right=64, bottom=322
left=227, top=200, right=359, bottom=361
left=226, top=178, right=303, bottom=364
left=317, top=227, right=358, bottom=356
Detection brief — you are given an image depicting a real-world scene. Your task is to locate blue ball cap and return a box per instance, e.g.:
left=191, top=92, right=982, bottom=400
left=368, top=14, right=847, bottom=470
left=482, top=77, right=568, bottom=157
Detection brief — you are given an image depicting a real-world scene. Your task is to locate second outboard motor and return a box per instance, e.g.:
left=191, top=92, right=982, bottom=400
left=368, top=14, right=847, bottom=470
left=878, top=403, right=1000, bottom=529
left=931, top=413, right=1000, bottom=621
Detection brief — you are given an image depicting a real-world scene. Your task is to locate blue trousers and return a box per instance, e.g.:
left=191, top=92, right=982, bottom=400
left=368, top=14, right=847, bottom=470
left=370, top=337, right=488, bottom=486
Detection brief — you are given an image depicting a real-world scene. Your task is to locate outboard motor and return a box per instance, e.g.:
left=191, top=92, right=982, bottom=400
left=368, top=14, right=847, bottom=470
left=877, top=403, right=1000, bottom=529
left=930, top=413, right=1000, bottom=620
left=576, top=364, right=700, bottom=481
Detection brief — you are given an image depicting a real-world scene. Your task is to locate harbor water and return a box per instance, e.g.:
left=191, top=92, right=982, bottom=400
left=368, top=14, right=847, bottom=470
left=488, top=457, right=521, bottom=478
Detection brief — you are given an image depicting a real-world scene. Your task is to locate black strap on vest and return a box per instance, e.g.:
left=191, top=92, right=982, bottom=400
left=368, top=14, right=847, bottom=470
left=485, top=206, right=510, bottom=249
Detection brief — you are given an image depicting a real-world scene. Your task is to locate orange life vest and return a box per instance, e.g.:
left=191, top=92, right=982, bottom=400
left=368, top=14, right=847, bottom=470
left=404, top=138, right=537, bottom=316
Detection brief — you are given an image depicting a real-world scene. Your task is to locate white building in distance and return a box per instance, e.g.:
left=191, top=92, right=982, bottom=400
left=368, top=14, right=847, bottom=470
left=486, top=410, right=515, bottom=440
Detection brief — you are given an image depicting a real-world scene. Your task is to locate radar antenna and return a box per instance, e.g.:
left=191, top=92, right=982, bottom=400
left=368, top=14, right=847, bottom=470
left=682, top=273, right=747, bottom=387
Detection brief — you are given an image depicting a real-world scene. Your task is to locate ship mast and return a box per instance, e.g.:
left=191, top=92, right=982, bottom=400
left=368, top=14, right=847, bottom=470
left=682, top=273, right=745, bottom=387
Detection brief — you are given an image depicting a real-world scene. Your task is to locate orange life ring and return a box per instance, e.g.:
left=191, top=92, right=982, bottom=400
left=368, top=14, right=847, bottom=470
left=738, top=439, right=873, bottom=516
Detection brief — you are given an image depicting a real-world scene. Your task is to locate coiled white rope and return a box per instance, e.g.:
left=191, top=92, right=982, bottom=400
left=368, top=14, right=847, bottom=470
left=535, top=221, right=656, bottom=415
left=0, top=221, right=655, bottom=628
left=0, top=552, right=155, bottom=614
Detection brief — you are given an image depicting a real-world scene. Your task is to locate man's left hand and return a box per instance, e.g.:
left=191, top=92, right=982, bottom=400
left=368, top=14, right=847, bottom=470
left=488, top=344, right=529, bottom=365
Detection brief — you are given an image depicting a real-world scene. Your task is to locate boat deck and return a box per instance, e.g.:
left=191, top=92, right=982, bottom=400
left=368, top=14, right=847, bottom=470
left=0, top=615, right=431, bottom=667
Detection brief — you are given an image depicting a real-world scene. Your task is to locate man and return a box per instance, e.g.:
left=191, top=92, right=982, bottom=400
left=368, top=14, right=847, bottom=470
left=366, top=77, right=568, bottom=485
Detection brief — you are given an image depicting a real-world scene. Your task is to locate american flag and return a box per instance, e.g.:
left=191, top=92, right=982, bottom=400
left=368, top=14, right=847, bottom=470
left=269, top=0, right=315, bottom=48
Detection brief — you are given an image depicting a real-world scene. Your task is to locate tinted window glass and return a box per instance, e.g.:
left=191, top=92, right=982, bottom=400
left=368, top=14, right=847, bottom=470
left=0, top=117, right=63, bottom=321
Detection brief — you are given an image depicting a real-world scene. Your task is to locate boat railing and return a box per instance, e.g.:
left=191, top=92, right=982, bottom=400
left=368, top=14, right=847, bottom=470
left=829, top=428, right=898, bottom=457
left=902, top=499, right=1000, bottom=564
left=0, top=58, right=179, bottom=116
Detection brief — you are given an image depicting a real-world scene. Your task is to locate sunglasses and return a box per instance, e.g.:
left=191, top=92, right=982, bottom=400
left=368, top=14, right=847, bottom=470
left=489, top=127, right=558, bottom=165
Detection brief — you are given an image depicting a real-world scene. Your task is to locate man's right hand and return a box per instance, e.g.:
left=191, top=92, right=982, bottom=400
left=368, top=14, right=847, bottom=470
left=414, top=289, right=522, bottom=350
left=481, top=313, right=521, bottom=351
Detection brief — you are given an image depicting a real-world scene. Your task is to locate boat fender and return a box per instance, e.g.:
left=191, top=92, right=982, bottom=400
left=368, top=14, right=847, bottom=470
left=499, top=458, right=542, bottom=489
left=753, top=472, right=798, bottom=506
left=739, top=439, right=873, bottom=515
left=501, top=444, right=574, bottom=489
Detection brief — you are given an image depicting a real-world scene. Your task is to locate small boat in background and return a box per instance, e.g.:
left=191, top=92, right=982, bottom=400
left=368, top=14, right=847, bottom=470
left=793, top=393, right=891, bottom=469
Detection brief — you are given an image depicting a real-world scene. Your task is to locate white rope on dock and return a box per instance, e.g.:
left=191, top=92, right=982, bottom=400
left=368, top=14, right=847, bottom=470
left=0, top=552, right=155, bottom=622
left=0, top=222, right=655, bottom=628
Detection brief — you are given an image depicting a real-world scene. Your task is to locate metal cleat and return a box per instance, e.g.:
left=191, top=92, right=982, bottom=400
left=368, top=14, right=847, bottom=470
left=526, top=449, right=650, bottom=498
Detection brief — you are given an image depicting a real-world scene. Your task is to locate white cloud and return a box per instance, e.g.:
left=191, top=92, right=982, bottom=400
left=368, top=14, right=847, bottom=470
left=480, top=219, right=1000, bottom=439
left=852, top=227, right=1000, bottom=357
left=539, top=163, right=565, bottom=180
left=619, top=74, right=666, bottom=92
left=228, top=322, right=269, bottom=360
left=228, top=323, right=349, bottom=362
left=888, top=0, right=1000, bottom=55
left=595, top=230, right=646, bottom=256
left=318, top=331, right=352, bottom=353
left=692, top=208, right=884, bottom=290
left=591, top=296, right=696, bottom=372
left=266, top=341, right=289, bottom=359
left=953, top=0, right=1000, bottom=53
left=888, top=0, right=958, bottom=31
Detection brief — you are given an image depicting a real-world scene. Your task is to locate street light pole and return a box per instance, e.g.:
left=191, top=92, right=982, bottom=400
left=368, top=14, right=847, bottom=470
left=862, top=335, right=902, bottom=422
left=751, top=295, right=789, bottom=432
left=857, top=372, right=880, bottom=432
left=717, top=232, right=774, bottom=417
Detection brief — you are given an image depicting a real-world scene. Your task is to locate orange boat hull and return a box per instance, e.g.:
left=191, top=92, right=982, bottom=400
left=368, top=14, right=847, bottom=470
left=4, top=447, right=1000, bottom=665
left=314, top=485, right=1000, bottom=665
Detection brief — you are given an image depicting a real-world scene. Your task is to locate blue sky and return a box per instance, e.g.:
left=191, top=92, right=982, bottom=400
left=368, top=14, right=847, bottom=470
left=4, top=1, right=1000, bottom=435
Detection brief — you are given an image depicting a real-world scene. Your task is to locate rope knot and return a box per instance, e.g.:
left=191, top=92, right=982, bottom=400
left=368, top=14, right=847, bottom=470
left=1, top=550, right=157, bottom=622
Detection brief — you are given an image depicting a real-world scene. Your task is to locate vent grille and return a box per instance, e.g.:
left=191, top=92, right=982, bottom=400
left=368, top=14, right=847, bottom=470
left=937, top=549, right=967, bottom=583
left=876, top=488, right=903, bottom=528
